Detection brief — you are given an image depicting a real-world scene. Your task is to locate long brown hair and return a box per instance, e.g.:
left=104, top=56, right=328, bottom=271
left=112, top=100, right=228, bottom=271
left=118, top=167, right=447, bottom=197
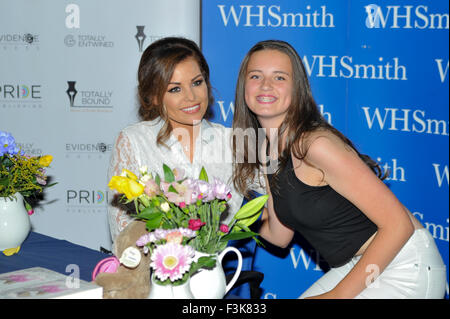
left=232, top=40, right=386, bottom=198
left=137, top=37, right=213, bottom=147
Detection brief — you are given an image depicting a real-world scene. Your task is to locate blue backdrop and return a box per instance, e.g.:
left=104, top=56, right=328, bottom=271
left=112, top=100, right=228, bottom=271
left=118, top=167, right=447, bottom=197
left=202, top=0, right=449, bottom=298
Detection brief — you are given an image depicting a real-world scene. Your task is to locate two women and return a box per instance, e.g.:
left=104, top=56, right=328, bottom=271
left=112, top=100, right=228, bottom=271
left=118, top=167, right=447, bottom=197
left=109, top=36, right=446, bottom=298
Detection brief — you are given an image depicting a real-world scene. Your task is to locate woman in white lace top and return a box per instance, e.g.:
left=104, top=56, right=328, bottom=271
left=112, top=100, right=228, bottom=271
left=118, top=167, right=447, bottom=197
left=107, top=37, right=244, bottom=243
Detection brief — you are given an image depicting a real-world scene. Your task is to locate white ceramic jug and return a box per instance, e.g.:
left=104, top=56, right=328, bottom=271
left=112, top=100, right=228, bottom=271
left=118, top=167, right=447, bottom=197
left=0, top=193, right=31, bottom=252
left=148, top=275, right=194, bottom=299
left=189, top=246, right=243, bottom=299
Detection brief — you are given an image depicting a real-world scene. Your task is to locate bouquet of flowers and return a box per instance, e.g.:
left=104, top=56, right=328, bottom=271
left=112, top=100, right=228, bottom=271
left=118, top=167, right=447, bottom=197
left=0, top=131, right=54, bottom=214
left=108, top=164, right=268, bottom=285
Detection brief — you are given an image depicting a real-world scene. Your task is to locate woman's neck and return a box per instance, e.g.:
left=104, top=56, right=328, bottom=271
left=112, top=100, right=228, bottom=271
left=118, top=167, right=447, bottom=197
left=169, top=119, right=202, bottom=163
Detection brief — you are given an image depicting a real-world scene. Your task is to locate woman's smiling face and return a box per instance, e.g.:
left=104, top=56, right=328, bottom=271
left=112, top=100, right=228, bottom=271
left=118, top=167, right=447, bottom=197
left=244, top=49, right=293, bottom=127
left=163, top=57, right=208, bottom=128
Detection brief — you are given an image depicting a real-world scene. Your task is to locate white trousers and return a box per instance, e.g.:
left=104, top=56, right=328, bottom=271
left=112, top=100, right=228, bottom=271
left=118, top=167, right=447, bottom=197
left=299, top=228, right=447, bottom=299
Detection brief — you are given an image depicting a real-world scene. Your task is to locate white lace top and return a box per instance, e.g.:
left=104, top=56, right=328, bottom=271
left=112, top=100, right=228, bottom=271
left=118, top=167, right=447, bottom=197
left=107, top=118, right=253, bottom=243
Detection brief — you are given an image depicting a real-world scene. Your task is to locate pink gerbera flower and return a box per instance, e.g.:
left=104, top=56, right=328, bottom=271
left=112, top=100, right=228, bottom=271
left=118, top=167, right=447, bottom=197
left=150, top=243, right=194, bottom=282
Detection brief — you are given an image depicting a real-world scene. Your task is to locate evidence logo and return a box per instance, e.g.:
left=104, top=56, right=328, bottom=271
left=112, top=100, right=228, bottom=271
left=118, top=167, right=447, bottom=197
left=65, top=141, right=112, bottom=159
left=0, top=32, right=40, bottom=51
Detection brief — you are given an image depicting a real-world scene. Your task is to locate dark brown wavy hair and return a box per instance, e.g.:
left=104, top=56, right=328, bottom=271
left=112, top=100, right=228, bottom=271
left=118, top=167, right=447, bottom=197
left=137, top=37, right=213, bottom=147
left=232, top=40, right=386, bottom=199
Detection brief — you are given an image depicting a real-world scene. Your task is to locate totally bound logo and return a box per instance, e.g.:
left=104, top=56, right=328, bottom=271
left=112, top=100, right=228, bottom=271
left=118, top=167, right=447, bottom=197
left=134, top=25, right=163, bottom=52
left=66, top=81, right=113, bottom=112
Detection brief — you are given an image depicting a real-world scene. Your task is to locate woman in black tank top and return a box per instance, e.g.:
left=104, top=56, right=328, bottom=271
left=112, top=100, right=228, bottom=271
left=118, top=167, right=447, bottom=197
left=231, top=40, right=446, bottom=299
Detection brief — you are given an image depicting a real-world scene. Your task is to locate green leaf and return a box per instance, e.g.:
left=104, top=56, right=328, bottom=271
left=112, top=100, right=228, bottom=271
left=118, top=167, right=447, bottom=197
left=163, top=164, right=175, bottom=182
left=236, top=208, right=263, bottom=228
left=198, top=166, right=209, bottom=182
left=189, top=256, right=216, bottom=276
left=0, top=177, right=10, bottom=186
left=146, top=216, right=163, bottom=231
left=233, top=195, right=268, bottom=221
left=168, top=185, right=178, bottom=194
left=136, top=208, right=163, bottom=231
left=137, top=206, right=161, bottom=218
left=155, top=174, right=161, bottom=186
left=220, top=230, right=259, bottom=242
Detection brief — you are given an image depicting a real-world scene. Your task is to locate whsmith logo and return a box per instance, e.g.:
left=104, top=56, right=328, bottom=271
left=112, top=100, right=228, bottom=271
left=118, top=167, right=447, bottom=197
left=66, top=81, right=113, bottom=111
left=365, top=4, right=449, bottom=29
left=218, top=5, right=335, bottom=28
left=216, top=100, right=333, bottom=124
left=362, top=107, right=449, bottom=136
left=302, top=55, right=407, bottom=80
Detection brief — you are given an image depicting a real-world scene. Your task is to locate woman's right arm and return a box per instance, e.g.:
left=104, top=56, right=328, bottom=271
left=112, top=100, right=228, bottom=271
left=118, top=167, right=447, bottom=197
left=259, top=175, right=294, bottom=248
left=107, top=131, right=139, bottom=243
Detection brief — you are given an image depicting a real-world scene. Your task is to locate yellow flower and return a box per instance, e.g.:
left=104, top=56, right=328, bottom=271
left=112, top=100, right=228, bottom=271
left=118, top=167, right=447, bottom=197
left=108, top=175, right=144, bottom=200
left=39, top=155, right=53, bottom=167
left=121, top=168, right=138, bottom=181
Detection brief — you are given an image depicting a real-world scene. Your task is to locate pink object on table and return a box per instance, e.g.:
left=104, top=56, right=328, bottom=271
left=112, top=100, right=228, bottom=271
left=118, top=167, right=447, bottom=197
left=91, top=256, right=120, bottom=281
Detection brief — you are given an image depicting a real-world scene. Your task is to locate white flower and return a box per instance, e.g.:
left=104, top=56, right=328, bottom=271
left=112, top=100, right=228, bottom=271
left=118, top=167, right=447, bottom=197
left=139, top=166, right=148, bottom=175
left=140, top=174, right=151, bottom=183
left=160, top=202, right=170, bottom=212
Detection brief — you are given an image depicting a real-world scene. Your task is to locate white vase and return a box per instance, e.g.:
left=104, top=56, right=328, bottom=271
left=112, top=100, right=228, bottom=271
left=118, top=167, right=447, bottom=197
left=148, top=275, right=194, bottom=299
left=190, top=246, right=243, bottom=299
left=0, top=193, right=31, bottom=252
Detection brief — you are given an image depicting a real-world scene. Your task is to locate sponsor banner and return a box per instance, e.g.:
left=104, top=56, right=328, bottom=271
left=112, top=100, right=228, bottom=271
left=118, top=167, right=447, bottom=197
left=203, top=0, right=449, bottom=298
left=0, top=0, right=200, bottom=251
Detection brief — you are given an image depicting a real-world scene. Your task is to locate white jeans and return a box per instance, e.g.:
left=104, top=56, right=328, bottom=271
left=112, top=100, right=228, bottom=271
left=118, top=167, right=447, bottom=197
left=299, top=228, right=447, bottom=299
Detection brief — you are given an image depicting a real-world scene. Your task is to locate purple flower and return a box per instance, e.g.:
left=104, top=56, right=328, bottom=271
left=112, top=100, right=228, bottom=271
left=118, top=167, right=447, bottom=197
left=0, top=131, right=19, bottom=156
left=162, top=180, right=195, bottom=206
left=196, top=180, right=215, bottom=202
left=212, top=178, right=231, bottom=200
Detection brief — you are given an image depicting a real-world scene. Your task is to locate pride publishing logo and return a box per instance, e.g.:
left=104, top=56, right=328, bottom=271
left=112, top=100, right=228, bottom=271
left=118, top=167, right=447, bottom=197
left=66, top=81, right=113, bottom=112
left=0, top=83, right=43, bottom=109
left=66, top=189, right=108, bottom=213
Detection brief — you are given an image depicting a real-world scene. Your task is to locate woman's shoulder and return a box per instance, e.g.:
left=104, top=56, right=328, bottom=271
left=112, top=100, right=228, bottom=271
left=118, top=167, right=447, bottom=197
left=121, top=119, right=163, bottom=135
left=300, top=129, right=348, bottom=159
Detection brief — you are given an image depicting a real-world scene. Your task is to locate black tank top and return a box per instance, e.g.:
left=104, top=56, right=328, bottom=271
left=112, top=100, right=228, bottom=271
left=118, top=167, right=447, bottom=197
left=267, top=155, right=378, bottom=267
